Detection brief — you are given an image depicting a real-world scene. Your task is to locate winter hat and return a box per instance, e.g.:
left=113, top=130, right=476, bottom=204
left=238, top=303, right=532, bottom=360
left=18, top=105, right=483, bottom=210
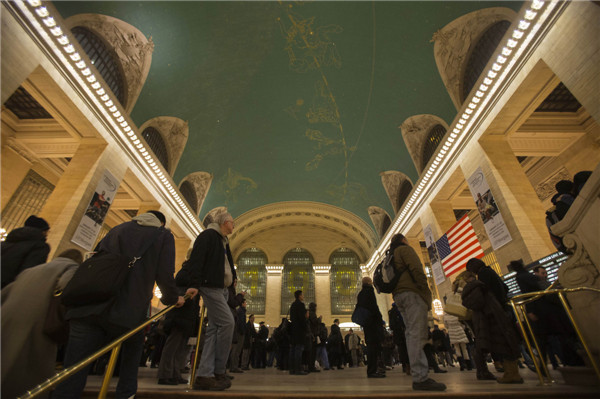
left=24, top=215, right=50, bottom=231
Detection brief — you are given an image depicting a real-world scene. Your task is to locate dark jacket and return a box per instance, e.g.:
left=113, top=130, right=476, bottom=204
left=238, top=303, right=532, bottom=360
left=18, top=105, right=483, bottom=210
left=357, top=284, right=384, bottom=342
left=289, top=298, right=307, bottom=345
left=308, top=303, right=320, bottom=339
left=65, top=221, right=179, bottom=329
left=235, top=306, right=247, bottom=335
left=1, top=226, right=50, bottom=288
left=476, top=266, right=508, bottom=306
left=188, top=227, right=236, bottom=289
left=328, top=323, right=344, bottom=352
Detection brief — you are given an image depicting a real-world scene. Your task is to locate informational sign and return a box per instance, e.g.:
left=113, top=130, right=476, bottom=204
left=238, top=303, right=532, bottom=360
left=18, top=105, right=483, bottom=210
left=467, top=167, right=512, bottom=250
left=71, top=169, right=119, bottom=250
left=423, top=224, right=446, bottom=285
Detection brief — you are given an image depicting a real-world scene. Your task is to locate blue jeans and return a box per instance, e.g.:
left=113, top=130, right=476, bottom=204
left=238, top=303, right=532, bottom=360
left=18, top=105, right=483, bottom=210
left=197, top=287, right=234, bottom=377
left=52, top=319, right=144, bottom=399
left=393, top=291, right=430, bottom=383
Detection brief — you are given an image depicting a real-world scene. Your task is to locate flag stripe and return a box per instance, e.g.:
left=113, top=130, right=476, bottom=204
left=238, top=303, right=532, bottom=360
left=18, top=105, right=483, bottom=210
left=435, top=214, right=484, bottom=278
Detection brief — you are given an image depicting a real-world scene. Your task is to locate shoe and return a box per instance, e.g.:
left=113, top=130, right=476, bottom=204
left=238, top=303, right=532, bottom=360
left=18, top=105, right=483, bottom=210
left=230, top=368, right=243, bottom=373
left=323, top=368, right=331, bottom=370
left=368, top=373, right=386, bottom=378
left=241, top=367, right=250, bottom=370
left=413, top=378, right=446, bottom=391
left=293, top=371, right=308, bottom=375
left=496, top=360, right=524, bottom=384
left=308, top=368, right=321, bottom=372
left=214, top=373, right=233, bottom=388
left=157, top=378, right=178, bottom=385
left=177, top=377, right=188, bottom=384
left=477, top=370, right=497, bottom=380
left=434, top=368, right=447, bottom=373
left=193, top=376, right=230, bottom=391
left=215, top=372, right=234, bottom=380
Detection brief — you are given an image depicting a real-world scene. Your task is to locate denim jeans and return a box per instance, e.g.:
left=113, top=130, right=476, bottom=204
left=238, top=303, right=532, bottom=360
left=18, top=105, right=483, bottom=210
left=393, top=291, right=430, bottom=383
left=197, top=287, right=234, bottom=377
left=52, top=318, right=144, bottom=399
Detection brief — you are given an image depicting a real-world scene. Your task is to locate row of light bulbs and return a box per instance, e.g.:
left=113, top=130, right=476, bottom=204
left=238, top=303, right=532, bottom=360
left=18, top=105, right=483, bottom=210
left=21, top=0, right=202, bottom=234
left=368, top=0, right=553, bottom=271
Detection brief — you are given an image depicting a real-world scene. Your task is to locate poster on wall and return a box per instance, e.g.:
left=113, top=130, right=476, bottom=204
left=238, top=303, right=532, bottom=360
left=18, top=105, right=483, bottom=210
left=71, top=169, right=119, bottom=250
left=423, top=224, right=445, bottom=285
left=467, top=167, right=512, bottom=250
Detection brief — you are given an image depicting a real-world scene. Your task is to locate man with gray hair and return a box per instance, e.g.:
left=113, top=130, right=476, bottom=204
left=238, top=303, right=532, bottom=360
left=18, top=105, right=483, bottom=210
left=189, top=211, right=237, bottom=391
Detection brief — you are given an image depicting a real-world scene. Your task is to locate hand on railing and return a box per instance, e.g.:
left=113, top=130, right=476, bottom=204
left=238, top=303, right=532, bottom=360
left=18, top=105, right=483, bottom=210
left=185, top=287, right=199, bottom=299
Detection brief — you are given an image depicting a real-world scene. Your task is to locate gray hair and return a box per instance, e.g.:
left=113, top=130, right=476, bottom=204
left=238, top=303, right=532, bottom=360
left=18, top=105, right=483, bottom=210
left=214, top=211, right=233, bottom=226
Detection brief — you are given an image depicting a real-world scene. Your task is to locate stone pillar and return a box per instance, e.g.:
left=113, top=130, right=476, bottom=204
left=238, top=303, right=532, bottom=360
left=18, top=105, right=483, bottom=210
left=265, top=265, right=283, bottom=327
left=314, top=265, right=332, bottom=322
left=1, top=146, right=32, bottom=210
left=38, top=138, right=113, bottom=257
left=137, top=201, right=160, bottom=216
left=422, top=203, right=456, bottom=298
left=463, top=137, right=555, bottom=270
left=174, top=237, right=192, bottom=272
left=429, top=201, right=457, bottom=233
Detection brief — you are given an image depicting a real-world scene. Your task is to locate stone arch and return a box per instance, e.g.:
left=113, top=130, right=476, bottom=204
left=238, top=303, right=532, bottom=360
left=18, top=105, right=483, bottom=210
left=431, top=7, right=517, bottom=110
left=367, top=206, right=392, bottom=240
left=179, top=172, right=213, bottom=216
left=138, top=117, right=189, bottom=176
left=379, top=171, right=413, bottom=215
left=65, top=14, right=154, bottom=114
left=400, top=114, right=449, bottom=176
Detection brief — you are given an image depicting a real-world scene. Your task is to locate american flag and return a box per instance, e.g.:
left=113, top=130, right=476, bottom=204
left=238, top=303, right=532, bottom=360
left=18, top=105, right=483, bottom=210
left=435, top=214, right=484, bottom=278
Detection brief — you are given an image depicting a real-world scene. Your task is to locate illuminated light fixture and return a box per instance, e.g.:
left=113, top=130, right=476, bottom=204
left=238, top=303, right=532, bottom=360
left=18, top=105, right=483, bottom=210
left=433, top=299, right=444, bottom=316
left=519, top=20, right=531, bottom=30
left=116, top=116, right=124, bottom=123
left=81, top=68, right=91, bottom=76
left=127, top=131, right=135, bottom=137
left=35, top=6, right=49, bottom=17
left=107, top=104, right=116, bottom=112
left=501, top=47, right=512, bottom=56
left=440, top=149, right=447, bottom=155
left=27, top=0, right=42, bottom=7
left=50, top=26, right=62, bottom=36
left=531, top=0, right=544, bottom=10
left=497, top=55, right=507, bottom=64
left=136, top=143, right=143, bottom=149
left=100, top=94, right=109, bottom=101
left=143, top=155, right=151, bottom=160
left=462, top=113, right=470, bottom=120
left=123, top=126, right=131, bottom=132
left=448, top=137, right=455, bottom=142
left=453, top=128, right=460, bottom=134
left=435, top=156, right=442, bottom=162
left=487, top=71, right=497, bottom=79
left=63, top=44, right=75, bottom=53
left=475, top=91, right=484, bottom=98
left=466, top=108, right=473, bottom=114
left=507, top=39, right=518, bottom=49
left=154, top=286, right=162, bottom=299
left=473, top=97, right=480, bottom=104
left=120, top=121, right=128, bottom=127
left=86, top=75, right=96, bottom=83
left=75, top=60, right=86, bottom=69
left=456, top=123, right=463, bottom=129
left=152, top=165, right=159, bottom=171
left=432, top=160, right=439, bottom=167
left=149, top=161, right=156, bottom=167
left=43, top=17, right=56, bottom=27
left=483, top=78, right=493, bottom=85
left=425, top=171, right=432, bottom=178
left=168, top=188, right=175, bottom=194
left=113, top=111, right=121, bottom=118
left=57, top=35, right=69, bottom=45
left=442, top=145, right=449, bottom=151
left=479, top=84, right=488, bottom=91
left=459, top=119, right=466, bottom=125
left=512, top=30, right=524, bottom=39
left=492, top=63, right=502, bottom=71
left=91, top=82, right=101, bottom=89
left=468, top=103, right=476, bottom=109
left=141, top=150, right=148, bottom=156
left=525, top=10, right=537, bottom=21
left=96, top=88, right=105, bottom=96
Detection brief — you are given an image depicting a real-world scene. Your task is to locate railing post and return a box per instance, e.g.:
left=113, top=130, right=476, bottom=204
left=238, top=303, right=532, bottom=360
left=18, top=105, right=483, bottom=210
left=189, top=304, right=206, bottom=389
left=98, top=344, right=121, bottom=399
left=510, top=300, right=548, bottom=385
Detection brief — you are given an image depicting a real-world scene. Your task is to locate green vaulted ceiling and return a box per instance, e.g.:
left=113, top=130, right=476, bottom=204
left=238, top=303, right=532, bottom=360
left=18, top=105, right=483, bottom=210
left=54, top=1, right=521, bottom=231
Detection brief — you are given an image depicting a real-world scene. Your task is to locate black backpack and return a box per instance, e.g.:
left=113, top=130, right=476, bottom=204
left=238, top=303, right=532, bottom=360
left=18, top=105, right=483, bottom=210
left=373, top=249, right=404, bottom=294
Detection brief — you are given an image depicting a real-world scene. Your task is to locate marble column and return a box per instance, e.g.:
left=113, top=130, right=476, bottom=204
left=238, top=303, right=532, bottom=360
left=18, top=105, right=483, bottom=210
left=265, top=265, right=284, bottom=327
left=314, top=265, right=332, bottom=323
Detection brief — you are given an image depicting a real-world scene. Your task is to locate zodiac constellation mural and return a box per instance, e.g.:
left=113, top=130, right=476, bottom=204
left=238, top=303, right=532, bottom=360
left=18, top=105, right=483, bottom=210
left=217, top=167, right=258, bottom=206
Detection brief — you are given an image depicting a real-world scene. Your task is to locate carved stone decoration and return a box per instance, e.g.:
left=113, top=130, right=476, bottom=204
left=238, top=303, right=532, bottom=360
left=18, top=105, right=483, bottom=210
left=367, top=206, right=392, bottom=240
left=400, top=114, right=449, bottom=176
left=139, top=117, right=189, bottom=176
left=64, top=14, right=154, bottom=114
left=558, top=234, right=599, bottom=288
left=535, top=167, right=572, bottom=201
left=179, top=171, right=213, bottom=217
left=380, top=171, right=413, bottom=215
left=431, top=8, right=516, bottom=110
left=203, top=206, right=228, bottom=227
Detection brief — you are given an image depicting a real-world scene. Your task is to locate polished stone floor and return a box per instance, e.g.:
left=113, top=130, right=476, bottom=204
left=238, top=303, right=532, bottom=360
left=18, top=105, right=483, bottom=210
left=82, top=363, right=600, bottom=398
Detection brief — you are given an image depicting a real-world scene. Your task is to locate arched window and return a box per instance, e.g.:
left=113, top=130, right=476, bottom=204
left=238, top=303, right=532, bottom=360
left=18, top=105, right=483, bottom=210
left=237, top=248, right=267, bottom=315
left=422, top=124, right=446, bottom=171
left=179, top=181, right=198, bottom=213
left=462, top=20, right=511, bottom=102
left=281, top=248, right=315, bottom=315
left=397, top=180, right=413, bottom=212
left=329, top=248, right=361, bottom=314
left=141, top=127, right=169, bottom=171
left=71, top=26, right=125, bottom=105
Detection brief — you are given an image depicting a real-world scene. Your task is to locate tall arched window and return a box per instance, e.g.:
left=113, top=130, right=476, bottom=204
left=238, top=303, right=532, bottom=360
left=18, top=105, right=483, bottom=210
left=329, top=248, right=361, bottom=314
left=281, top=248, right=315, bottom=315
left=179, top=181, right=198, bottom=213
left=71, top=26, right=125, bottom=105
left=462, top=20, right=511, bottom=102
left=237, top=248, right=267, bottom=315
left=422, top=124, right=446, bottom=171
left=142, top=127, right=169, bottom=171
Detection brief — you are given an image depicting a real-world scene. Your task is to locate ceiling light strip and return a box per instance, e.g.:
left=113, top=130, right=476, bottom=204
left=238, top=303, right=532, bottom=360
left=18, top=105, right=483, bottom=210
left=17, top=0, right=202, bottom=233
left=365, top=0, right=555, bottom=271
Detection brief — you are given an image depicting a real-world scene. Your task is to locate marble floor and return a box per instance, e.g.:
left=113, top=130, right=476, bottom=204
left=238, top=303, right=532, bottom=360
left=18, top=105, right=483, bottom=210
left=82, top=363, right=600, bottom=398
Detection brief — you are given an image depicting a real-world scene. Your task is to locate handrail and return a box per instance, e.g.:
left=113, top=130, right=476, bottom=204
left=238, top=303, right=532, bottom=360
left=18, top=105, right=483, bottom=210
left=509, top=286, right=600, bottom=386
left=18, top=294, right=192, bottom=399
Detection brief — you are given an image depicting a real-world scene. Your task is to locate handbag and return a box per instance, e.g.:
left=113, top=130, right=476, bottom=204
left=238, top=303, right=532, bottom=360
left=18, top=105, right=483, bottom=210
left=444, top=292, right=472, bottom=320
left=351, top=305, right=371, bottom=327
left=61, top=229, right=162, bottom=307
left=43, top=288, right=70, bottom=344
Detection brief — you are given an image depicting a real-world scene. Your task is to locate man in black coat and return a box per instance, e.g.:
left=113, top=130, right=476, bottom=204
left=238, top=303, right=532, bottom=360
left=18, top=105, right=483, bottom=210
left=1, top=215, right=50, bottom=288
left=255, top=321, right=269, bottom=368
left=289, top=290, right=308, bottom=375
left=356, top=276, right=385, bottom=378
left=189, top=211, right=237, bottom=391
left=328, top=319, right=344, bottom=369
left=53, top=211, right=186, bottom=399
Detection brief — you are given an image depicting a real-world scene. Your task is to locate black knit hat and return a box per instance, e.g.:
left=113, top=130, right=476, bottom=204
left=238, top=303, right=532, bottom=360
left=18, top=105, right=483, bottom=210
left=24, top=215, right=50, bottom=231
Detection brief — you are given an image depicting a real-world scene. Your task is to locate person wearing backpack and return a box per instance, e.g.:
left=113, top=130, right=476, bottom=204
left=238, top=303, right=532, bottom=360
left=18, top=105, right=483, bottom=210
left=390, top=234, right=446, bottom=392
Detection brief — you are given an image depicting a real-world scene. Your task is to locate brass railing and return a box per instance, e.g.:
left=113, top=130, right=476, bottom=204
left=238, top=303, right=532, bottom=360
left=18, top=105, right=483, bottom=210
left=17, top=295, right=206, bottom=399
left=509, top=286, right=600, bottom=386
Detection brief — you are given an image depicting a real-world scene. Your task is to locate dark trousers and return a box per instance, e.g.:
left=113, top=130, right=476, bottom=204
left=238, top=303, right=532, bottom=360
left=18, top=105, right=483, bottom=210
left=157, top=326, right=189, bottom=380
left=364, top=326, right=381, bottom=376
left=52, top=319, right=144, bottom=399
left=290, top=344, right=304, bottom=373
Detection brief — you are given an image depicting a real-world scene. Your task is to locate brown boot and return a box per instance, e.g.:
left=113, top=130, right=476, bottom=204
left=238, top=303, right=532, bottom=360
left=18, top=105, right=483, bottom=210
left=214, top=373, right=233, bottom=388
left=497, top=360, right=524, bottom=384
left=193, top=376, right=230, bottom=391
